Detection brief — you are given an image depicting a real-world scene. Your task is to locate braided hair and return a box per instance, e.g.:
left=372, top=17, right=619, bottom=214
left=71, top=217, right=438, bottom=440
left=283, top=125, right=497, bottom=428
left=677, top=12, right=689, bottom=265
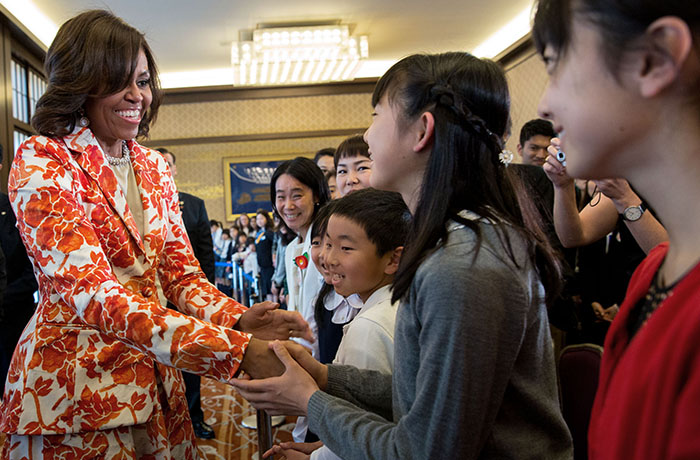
left=378, top=53, right=562, bottom=307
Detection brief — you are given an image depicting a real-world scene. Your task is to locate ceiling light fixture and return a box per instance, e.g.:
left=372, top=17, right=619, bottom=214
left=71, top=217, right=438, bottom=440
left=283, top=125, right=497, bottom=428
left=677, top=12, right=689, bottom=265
left=231, top=24, right=368, bottom=86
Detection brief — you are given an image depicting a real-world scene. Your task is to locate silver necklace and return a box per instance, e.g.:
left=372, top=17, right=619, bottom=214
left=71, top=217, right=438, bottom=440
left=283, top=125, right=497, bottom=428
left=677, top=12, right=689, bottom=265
left=106, top=141, right=131, bottom=167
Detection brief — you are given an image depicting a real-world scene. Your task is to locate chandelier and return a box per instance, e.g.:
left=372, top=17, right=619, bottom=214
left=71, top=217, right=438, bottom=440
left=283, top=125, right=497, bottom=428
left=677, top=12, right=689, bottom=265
left=231, top=24, right=368, bottom=86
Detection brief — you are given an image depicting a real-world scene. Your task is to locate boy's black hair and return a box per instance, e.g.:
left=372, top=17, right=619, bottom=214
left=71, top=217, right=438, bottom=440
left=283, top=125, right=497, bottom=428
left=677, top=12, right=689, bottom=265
left=519, top=119, right=557, bottom=146
left=333, top=135, right=370, bottom=171
left=330, top=188, right=410, bottom=256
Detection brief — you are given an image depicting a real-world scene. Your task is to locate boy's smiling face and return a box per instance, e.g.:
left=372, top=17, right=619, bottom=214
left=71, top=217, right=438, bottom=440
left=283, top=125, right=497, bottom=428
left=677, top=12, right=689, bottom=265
left=324, top=215, right=396, bottom=302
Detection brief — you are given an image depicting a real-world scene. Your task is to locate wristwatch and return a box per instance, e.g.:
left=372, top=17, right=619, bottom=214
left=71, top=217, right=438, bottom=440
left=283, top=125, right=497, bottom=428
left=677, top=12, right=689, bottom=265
left=620, top=203, right=646, bottom=222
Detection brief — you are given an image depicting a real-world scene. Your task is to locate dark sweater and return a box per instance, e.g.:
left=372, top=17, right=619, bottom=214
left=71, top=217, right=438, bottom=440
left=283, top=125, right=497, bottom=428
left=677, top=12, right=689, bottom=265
left=307, top=220, right=573, bottom=459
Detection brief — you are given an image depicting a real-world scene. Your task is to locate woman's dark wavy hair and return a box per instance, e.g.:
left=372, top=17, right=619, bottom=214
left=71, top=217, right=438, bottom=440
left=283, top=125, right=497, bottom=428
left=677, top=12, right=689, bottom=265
left=532, top=0, right=700, bottom=77
left=270, top=157, right=331, bottom=238
left=32, top=9, right=162, bottom=138
left=379, top=52, right=562, bottom=307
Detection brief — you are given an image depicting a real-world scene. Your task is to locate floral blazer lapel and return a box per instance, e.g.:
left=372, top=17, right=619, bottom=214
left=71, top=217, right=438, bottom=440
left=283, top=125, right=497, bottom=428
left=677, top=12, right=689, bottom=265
left=128, top=139, right=169, bottom=262
left=63, top=127, right=146, bottom=254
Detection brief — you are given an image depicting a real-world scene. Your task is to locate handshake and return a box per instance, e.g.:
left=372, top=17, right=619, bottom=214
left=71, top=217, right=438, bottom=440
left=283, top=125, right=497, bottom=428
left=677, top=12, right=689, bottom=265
left=233, top=301, right=326, bottom=417
left=234, top=339, right=327, bottom=417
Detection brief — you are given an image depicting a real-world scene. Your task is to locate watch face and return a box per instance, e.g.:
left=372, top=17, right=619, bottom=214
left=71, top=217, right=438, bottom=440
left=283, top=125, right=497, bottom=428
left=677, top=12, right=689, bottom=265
left=624, top=206, right=643, bottom=221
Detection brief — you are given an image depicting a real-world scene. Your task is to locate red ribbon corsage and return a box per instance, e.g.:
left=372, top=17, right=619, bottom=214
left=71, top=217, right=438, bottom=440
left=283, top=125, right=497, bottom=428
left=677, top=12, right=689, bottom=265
left=294, top=252, right=309, bottom=270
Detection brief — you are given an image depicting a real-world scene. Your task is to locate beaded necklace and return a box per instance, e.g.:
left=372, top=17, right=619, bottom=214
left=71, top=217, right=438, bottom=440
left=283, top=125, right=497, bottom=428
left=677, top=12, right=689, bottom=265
left=105, top=141, right=131, bottom=167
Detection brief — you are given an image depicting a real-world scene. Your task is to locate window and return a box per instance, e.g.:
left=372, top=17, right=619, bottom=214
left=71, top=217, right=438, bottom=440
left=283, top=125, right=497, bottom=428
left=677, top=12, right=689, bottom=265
left=11, top=58, right=47, bottom=154
left=13, top=130, right=31, bottom=155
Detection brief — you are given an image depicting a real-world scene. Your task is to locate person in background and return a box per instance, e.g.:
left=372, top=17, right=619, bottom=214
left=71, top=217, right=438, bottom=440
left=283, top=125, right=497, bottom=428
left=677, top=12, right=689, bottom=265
left=334, top=135, right=372, bottom=197
left=157, top=147, right=217, bottom=440
left=270, top=157, right=331, bottom=442
left=517, top=118, right=557, bottom=167
left=533, top=1, right=699, bottom=458
left=271, top=213, right=294, bottom=309
left=0, top=11, right=311, bottom=459
left=270, top=157, right=331, bottom=358
left=313, top=148, right=336, bottom=175
left=324, top=171, right=339, bottom=200
left=0, top=144, right=38, bottom=400
left=255, top=209, right=275, bottom=302
left=215, top=230, right=233, bottom=296
left=210, top=219, right=224, bottom=257
left=236, top=213, right=254, bottom=237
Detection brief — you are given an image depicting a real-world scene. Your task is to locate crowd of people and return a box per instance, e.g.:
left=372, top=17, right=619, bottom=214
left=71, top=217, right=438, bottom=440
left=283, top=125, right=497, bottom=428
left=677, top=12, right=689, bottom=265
left=1, top=1, right=699, bottom=459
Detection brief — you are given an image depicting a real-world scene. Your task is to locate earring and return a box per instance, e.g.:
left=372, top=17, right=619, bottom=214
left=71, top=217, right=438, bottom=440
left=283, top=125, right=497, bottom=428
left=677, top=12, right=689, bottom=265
left=78, top=109, right=89, bottom=128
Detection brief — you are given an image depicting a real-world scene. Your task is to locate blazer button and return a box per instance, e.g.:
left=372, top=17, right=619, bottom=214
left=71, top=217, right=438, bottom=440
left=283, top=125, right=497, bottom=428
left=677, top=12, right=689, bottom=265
left=141, top=287, right=154, bottom=298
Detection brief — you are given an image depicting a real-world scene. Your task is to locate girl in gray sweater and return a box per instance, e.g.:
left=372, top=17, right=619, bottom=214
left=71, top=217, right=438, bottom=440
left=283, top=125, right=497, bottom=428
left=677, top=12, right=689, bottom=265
left=234, top=52, right=573, bottom=460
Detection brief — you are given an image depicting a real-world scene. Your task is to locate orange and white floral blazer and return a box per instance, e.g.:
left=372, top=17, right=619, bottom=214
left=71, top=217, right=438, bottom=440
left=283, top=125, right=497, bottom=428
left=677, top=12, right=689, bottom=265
left=1, top=127, right=250, bottom=435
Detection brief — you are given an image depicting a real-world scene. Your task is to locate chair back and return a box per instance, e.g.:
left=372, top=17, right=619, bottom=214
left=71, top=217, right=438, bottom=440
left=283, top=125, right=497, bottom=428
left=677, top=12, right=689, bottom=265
left=559, top=343, right=603, bottom=460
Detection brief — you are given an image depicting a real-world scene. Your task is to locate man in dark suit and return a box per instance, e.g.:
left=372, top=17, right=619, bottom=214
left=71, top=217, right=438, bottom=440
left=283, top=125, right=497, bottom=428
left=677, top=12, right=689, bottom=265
left=0, top=145, right=39, bottom=397
left=158, top=148, right=217, bottom=440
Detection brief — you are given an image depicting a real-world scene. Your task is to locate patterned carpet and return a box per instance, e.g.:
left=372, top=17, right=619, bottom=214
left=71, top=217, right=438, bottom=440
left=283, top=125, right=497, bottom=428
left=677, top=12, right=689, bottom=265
left=193, top=377, right=295, bottom=460
left=0, top=377, right=295, bottom=460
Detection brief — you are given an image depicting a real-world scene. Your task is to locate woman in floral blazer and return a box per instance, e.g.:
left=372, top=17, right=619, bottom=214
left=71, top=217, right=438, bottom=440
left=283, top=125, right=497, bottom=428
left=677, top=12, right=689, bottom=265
left=0, top=10, right=310, bottom=460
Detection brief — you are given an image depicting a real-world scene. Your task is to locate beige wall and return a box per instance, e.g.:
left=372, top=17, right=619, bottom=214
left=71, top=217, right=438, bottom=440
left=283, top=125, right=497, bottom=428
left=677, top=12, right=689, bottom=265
left=504, top=49, right=550, bottom=159
left=147, top=91, right=373, bottom=223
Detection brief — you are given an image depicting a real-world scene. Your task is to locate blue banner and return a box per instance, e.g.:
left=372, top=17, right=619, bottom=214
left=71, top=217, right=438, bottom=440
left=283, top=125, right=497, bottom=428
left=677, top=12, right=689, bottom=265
left=226, top=159, right=283, bottom=218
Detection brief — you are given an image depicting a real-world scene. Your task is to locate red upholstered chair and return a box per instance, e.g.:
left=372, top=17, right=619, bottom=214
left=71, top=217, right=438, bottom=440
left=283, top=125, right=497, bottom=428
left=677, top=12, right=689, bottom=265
left=558, top=343, right=603, bottom=460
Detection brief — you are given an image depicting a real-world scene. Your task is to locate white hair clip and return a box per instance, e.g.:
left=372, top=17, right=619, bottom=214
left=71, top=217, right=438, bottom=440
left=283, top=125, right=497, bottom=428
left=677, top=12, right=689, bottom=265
left=499, top=149, right=514, bottom=166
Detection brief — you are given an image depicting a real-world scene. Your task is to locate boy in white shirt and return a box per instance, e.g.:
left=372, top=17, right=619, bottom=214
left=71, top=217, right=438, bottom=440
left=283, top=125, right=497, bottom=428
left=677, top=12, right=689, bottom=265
left=266, top=188, right=411, bottom=460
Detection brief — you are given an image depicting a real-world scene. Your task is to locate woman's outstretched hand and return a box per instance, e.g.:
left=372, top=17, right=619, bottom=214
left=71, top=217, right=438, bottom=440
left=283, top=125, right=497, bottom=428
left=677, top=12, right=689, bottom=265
left=237, top=301, right=314, bottom=342
left=232, top=340, right=321, bottom=416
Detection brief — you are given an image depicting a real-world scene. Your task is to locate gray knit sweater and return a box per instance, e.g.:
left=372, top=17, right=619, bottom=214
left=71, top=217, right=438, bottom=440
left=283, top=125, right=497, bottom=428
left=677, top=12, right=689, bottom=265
left=307, top=220, right=573, bottom=459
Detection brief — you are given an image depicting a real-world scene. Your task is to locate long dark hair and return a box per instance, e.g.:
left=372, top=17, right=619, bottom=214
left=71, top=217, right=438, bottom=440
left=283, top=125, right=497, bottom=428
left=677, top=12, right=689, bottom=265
left=32, top=9, right=162, bottom=138
left=380, top=53, right=562, bottom=307
left=270, top=157, right=331, bottom=237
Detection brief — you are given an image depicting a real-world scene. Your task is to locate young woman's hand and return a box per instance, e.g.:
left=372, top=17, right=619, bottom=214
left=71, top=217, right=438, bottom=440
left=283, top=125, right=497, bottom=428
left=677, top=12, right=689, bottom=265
left=592, top=178, right=640, bottom=211
left=232, top=340, right=320, bottom=416
left=543, top=138, right=574, bottom=189
left=263, top=440, right=323, bottom=459
left=237, top=301, right=313, bottom=342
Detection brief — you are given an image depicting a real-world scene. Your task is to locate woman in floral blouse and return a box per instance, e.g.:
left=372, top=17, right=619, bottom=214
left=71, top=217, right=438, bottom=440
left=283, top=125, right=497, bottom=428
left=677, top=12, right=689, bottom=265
left=0, top=10, right=310, bottom=460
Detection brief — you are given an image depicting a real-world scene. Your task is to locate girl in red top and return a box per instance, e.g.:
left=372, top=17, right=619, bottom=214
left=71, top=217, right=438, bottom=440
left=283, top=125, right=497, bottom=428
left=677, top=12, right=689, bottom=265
left=533, top=1, right=700, bottom=459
